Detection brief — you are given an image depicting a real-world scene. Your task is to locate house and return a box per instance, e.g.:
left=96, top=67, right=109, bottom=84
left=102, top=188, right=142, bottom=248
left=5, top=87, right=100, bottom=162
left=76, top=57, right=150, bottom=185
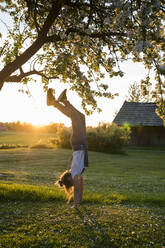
left=113, top=101, right=165, bottom=146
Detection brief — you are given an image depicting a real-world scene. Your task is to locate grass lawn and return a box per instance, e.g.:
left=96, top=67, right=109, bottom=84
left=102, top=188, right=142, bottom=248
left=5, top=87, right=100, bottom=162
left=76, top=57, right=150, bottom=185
left=0, top=130, right=56, bottom=147
left=0, top=146, right=165, bottom=247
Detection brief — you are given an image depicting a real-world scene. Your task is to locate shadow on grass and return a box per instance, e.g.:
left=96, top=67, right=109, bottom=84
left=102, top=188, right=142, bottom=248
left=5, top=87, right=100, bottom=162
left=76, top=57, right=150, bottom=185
left=75, top=206, right=118, bottom=248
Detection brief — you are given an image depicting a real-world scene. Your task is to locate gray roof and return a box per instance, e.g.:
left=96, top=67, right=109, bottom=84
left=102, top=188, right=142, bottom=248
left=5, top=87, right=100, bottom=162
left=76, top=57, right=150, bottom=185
left=113, top=101, right=164, bottom=126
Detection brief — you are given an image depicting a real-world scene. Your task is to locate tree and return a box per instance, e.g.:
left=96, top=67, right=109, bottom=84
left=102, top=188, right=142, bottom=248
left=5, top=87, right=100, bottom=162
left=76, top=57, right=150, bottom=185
left=0, top=0, right=164, bottom=117
left=126, top=81, right=153, bottom=102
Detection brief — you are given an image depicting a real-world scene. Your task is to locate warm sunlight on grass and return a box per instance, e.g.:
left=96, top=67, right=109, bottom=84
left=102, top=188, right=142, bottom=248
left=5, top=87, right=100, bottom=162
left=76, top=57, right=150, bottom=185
left=0, top=148, right=165, bottom=247
left=0, top=130, right=56, bottom=146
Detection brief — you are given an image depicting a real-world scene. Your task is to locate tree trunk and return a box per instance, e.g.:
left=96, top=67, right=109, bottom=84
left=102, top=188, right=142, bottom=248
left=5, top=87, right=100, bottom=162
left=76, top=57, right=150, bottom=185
left=0, top=38, right=45, bottom=88
left=0, top=0, right=62, bottom=90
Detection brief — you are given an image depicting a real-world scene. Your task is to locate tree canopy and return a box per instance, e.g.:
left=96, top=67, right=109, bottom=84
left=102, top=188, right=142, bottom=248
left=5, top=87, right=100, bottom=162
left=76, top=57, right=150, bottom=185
left=0, top=0, right=164, bottom=117
left=126, top=81, right=153, bottom=103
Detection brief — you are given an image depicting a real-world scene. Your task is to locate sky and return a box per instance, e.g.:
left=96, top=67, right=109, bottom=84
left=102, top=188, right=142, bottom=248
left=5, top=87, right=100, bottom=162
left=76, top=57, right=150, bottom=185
left=0, top=61, right=150, bottom=127
left=0, top=8, right=153, bottom=127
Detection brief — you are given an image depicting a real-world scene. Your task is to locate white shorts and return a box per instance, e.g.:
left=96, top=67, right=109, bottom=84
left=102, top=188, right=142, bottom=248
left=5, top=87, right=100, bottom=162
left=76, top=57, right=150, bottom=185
left=70, top=150, right=85, bottom=179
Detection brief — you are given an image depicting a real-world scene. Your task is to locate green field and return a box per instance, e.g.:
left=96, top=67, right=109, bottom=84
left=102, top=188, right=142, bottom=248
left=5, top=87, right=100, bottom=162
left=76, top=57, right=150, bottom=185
left=0, top=132, right=165, bottom=247
left=0, top=130, right=56, bottom=146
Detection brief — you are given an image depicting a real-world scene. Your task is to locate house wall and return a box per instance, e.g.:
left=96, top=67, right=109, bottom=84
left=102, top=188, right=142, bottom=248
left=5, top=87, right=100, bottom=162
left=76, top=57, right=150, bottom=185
left=129, top=126, right=165, bottom=146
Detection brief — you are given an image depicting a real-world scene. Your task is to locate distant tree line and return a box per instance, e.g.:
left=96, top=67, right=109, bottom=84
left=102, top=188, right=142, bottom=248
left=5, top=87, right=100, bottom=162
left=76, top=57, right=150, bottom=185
left=0, top=121, right=65, bottom=133
left=0, top=121, right=130, bottom=153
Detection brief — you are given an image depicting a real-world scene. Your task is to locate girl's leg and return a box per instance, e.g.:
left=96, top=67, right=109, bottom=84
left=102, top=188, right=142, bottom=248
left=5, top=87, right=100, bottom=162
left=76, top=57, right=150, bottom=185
left=78, top=175, right=83, bottom=204
left=73, top=175, right=80, bottom=208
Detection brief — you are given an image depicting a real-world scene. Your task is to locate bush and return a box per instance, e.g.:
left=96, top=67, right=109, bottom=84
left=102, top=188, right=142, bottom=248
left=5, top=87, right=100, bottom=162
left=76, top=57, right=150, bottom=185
left=50, top=123, right=130, bottom=154
left=30, top=143, right=53, bottom=149
left=49, top=127, right=71, bottom=149
left=87, top=123, right=130, bottom=154
left=0, top=144, right=28, bottom=149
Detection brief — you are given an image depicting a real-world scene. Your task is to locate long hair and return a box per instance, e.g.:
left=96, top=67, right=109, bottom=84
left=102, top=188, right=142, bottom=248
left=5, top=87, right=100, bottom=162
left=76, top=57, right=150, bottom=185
left=56, top=170, right=73, bottom=202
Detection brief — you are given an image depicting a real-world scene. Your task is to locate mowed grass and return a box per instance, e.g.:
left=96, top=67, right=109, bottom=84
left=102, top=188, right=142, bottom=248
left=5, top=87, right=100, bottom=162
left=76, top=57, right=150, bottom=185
left=0, top=130, right=56, bottom=146
left=0, top=145, right=165, bottom=246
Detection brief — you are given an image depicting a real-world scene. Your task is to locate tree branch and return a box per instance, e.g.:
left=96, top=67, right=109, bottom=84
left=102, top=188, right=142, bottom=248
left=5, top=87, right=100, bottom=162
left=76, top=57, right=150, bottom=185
left=5, top=70, right=59, bottom=82
left=86, top=0, right=93, bottom=29
left=0, top=43, right=8, bottom=58
left=0, top=0, right=63, bottom=89
left=45, top=34, right=62, bottom=43
left=66, top=28, right=126, bottom=38
left=34, top=0, right=41, bottom=33
left=64, top=0, right=90, bottom=8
